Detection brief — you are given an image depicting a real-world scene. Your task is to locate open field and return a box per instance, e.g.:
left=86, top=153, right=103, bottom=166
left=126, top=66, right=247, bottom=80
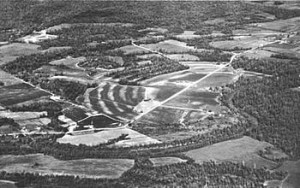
left=175, top=31, right=202, bottom=40
left=117, top=45, right=150, bottom=55
left=49, top=56, right=86, bottom=70
left=0, top=154, right=134, bottom=179
left=255, top=16, right=300, bottom=32
left=138, top=106, right=205, bottom=125
left=210, top=37, right=272, bottom=50
left=0, top=83, right=50, bottom=106
left=165, top=90, right=219, bottom=110
left=0, top=70, right=22, bottom=86
left=166, top=54, right=200, bottom=61
left=140, top=40, right=195, bottom=53
left=185, top=136, right=281, bottom=169
left=57, top=127, right=161, bottom=147
left=195, top=72, right=237, bottom=88
left=150, top=157, right=187, bottom=166
left=0, top=43, right=40, bottom=65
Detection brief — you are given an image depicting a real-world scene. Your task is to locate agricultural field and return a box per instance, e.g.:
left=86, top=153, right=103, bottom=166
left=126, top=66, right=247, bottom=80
left=0, top=154, right=134, bottom=179
left=0, top=83, right=50, bottom=106
left=185, top=136, right=283, bottom=169
left=49, top=56, right=86, bottom=70
left=276, top=160, right=300, bottom=188
left=140, top=40, right=195, bottom=53
left=0, top=43, right=40, bottom=66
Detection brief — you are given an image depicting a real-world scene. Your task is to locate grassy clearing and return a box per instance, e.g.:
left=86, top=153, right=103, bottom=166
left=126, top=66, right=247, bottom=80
left=165, top=90, right=219, bottom=110
left=166, top=54, right=199, bottom=61
left=150, top=157, right=187, bottom=166
left=0, top=43, right=40, bottom=65
left=256, top=16, right=300, bottom=32
left=0, top=70, right=22, bottom=86
left=210, top=37, right=271, bottom=50
left=185, top=136, right=280, bottom=169
left=175, top=31, right=202, bottom=40
left=49, top=56, right=86, bottom=70
left=195, top=73, right=236, bottom=88
left=0, top=154, right=134, bottom=179
left=140, top=40, right=194, bottom=53
left=57, top=127, right=161, bottom=147
left=77, top=115, right=120, bottom=129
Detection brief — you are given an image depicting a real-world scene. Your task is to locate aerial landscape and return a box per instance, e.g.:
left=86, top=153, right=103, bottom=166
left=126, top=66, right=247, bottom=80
left=0, top=0, right=299, bottom=187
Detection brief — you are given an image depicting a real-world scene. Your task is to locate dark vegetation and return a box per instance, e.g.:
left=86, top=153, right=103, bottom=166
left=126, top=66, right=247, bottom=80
left=40, top=80, right=91, bottom=101
left=107, top=57, right=189, bottom=85
left=0, top=161, right=286, bottom=188
left=223, top=57, right=300, bottom=159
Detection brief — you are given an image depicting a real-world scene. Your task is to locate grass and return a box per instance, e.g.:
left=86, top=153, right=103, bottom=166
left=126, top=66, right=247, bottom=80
left=165, top=90, right=219, bottom=110
left=0, top=180, right=17, bottom=188
left=166, top=54, right=200, bottom=61
left=49, top=56, right=86, bottom=70
left=0, top=43, right=40, bottom=66
left=0, top=154, right=134, bottom=179
left=150, top=157, right=187, bottom=166
left=276, top=160, right=300, bottom=188
left=185, top=136, right=280, bottom=169
left=0, top=70, right=22, bottom=86
left=196, top=73, right=236, bottom=88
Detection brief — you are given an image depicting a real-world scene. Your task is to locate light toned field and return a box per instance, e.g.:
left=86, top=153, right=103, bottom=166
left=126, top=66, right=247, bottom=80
left=255, top=16, right=300, bottom=32
left=140, top=39, right=195, bottom=53
left=42, top=46, right=72, bottom=53
left=195, top=72, right=237, bottom=88
left=0, top=110, right=47, bottom=121
left=241, top=49, right=275, bottom=59
left=185, top=136, right=280, bottom=169
left=137, top=53, right=162, bottom=59
left=138, top=106, right=205, bottom=125
left=0, top=154, right=134, bottom=179
left=150, top=157, right=187, bottom=166
left=49, top=56, right=86, bottom=69
left=210, top=37, right=272, bottom=50
left=0, top=70, right=22, bottom=86
left=57, top=127, right=161, bottom=147
left=175, top=31, right=201, bottom=40
left=166, top=54, right=199, bottom=61
left=276, top=160, right=300, bottom=188
left=0, top=43, right=40, bottom=65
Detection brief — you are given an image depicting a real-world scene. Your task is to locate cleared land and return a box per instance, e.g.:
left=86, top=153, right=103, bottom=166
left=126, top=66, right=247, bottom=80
left=150, top=157, right=187, bottom=166
left=0, top=83, right=50, bottom=106
left=185, top=136, right=281, bottom=169
left=0, top=43, right=40, bottom=65
left=57, top=127, right=161, bottom=147
left=0, top=154, right=134, bottom=179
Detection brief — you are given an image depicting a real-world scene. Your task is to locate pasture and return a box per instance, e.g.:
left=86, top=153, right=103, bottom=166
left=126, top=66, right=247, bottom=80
left=140, top=40, right=195, bottom=53
left=166, top=54, right=200, bottom=61
left=57, top=127, right=161, bottom=147
left=49, top=56, right=86, bottom=70
left=150, top=157, right=187, bottom=166
left=0, top=154, right=134, bottom=179
left=0, top=43, right=40, bottom=65
left=185, top=136, right=280, bottom=169
left=117, top=45, right=150, bottom=55
left=0, top=70, right=22, bottom=86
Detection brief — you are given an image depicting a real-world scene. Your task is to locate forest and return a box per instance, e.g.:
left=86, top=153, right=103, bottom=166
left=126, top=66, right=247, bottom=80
left=224, top=57, right=300, bottom=159
left=0, top=161, right=286, bottom=188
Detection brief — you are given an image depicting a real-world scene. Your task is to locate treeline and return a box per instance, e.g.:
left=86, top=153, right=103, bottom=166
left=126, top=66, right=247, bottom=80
left=0, top=160, right=287, bottom=188
left=107, top=57, right=189, bottom=85
left=40, top=80, right=89, bottom=101
left=189, top=50, right=232, bottom=62
left=225, top=57, right=300, bottom=159
left=39, top=24, right=144, bottom=49
left=0, top=121, right=249, bottom=160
